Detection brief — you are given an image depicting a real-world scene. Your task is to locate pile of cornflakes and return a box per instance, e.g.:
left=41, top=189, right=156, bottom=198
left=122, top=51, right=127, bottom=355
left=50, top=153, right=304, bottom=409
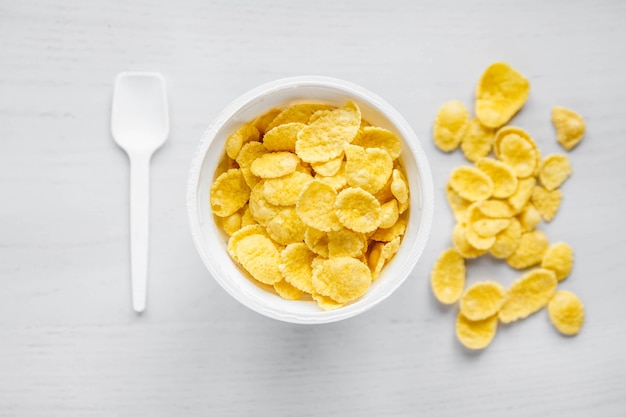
left=431, top=62, right=586, bottom=349
left=210, top=101, right=410, bottom=310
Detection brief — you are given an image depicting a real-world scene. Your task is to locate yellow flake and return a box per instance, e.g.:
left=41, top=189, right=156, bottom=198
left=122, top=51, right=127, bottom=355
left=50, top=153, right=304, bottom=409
left=518, top=203, right=542, bottom=232
left=351, top=126, right=402, bottom=160
left=506, top=230, right=550, bottom=270
left=456, top=313, right=499, bottom=350
left=449, top=166, right=494, bottom=202
left=478, top=199, right=515, bottom=218
left=225, top=123, right=260, bottom=159
left=278, top=242, right=316, bottom=294
left=210, top=168, right=251, bottom=217
left=262, top=171, right=313, bottom=206
left=311, top=154, right=344, bottom=177
left=263, top=122, right=306, bottom=152
left=473, top=218, right=511, bottom=238
left=461, top=118, right=495, bottom=162
left=312, top=291, right=344, bottom=311
left=430, top=248, right=466, bottom=304
left=250, top=151, right=300, bottom=179
left=541, top=242, right=574, bottom=282
left=499, top=268, right=557, bottom=323
left=371, top=212, right=407, bottom=242
left=446, top=183, right=472, bottom=223
left=498, top=133, right=540, bottom=178
left=548, top=290, right=585, bottom=335
left=460, top=281, right=506, bottom=321
left=266, top=207, right=307, bottom=245
left=490, top=218, right=522, bottom=259
left=552, top=106, right=585, bottom=151
left=235, top=141, right=269, bottom=188
left=335, top=187, right=382, bottom=233
left=344, top=144, right=393, bottom=194
left=273, top=279, right=304, bottom=300
left=391, top=169, right=410, bottom=208
left=433, top=100, right=469, bottom=152
left=220, top=211, right=242, bottom=236
left=539, top=154, right=572, bottom=191
left=475, top=62, right=530, bottom=128
left=303, top=227, right=329, bottom=258
left=508, top=177, right=537, bottom=213
left=476, top=157, right=518, bottom=198
left=253, top=108, right=282, bottom=135
left=531, top=186, right=562, bottom=222
left=296, top=180, right=343, bottom=232
left=267, top=103, right=334, bottom=131
left=452, top=223, right=489, bottom=259
left=379, top=199, right=400, bottom=229
left=233, top=233, right=283, bottom=285
left=328, top=228, right=367, bottom=258
left=248, top=182, right=282, bottom=226
left=312, top=257, right=372, bottom=303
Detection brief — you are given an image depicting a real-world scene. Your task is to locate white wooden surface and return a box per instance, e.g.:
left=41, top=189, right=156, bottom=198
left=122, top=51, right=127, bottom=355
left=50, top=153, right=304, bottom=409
left=1, top=1, right=625, bottom=415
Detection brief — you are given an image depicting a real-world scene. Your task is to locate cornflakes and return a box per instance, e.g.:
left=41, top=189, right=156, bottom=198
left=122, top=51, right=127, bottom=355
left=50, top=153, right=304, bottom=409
left=449, top=166, right=494, bottom=202
left=552, top=106, right=585, bottom=151
left=266, top=207, right=307, bottom=245
left=262, top=171, right=313, bottom=206
left=430, top=248, right=466, bottom=304
left=452, top=223, right=488, bottom=259
left=539, top=154, right=572, bottom=191
left=498, top=268, right=557, bottom=323
left=335, top=187, right=382, bottom=233
left=506, top=230, right=549, bottom=269
left=233, top=233, right=283, bottom=285
left=379, top=199, right=400, bottom=229
left=518, top=203, right=542, bottom=232
left=225, top=123, right=260, bottom=159
left=274, top=279, right=303, bottom=300
left=498, top=133, right=540, bottom=178
left=344, top=144, right=393, bottom=194
left=475, top=62, right=530, bottom=128
left=352, top=126, right=402, bottom=160
left=548, top=290, right=584, bottom=335
left=312, top=257, right=372, bottom=303
left=460, top=281, right=506, bottom=321
left=250, top=151, right=300, bottom=179
left=489, top=218, right=522, bottom=259
left=267, top=103, right=333, bottom=131
left=433, top=100, right=469, bottom=152
left=541, top=242, right=574, bottom=282
left=456, top=313, right=499, bottom=350
left=476, top=157, right=518, bottom=199
left=278, top=242, right=315, bottom=294
left=296, top=180, right=343, bottom=232
left=210, top=168, right=251, bottom=217
left=311, top=155, right=344, bottom=177
left=461, top=118, right=495, bottom=162
left=508, top=177, right=537, bottom=212
left=531, top=185, right=562, bottom=222
left=262, top=122, right=305, bottom=152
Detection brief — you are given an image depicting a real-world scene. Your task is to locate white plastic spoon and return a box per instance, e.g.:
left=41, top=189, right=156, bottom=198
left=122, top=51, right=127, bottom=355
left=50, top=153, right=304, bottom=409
left=111, top=72, right=169, bottom=313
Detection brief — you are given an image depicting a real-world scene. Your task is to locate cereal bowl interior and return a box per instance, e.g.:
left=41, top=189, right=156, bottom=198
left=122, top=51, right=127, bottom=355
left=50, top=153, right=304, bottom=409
left=187, top=76, right=433, bottom=324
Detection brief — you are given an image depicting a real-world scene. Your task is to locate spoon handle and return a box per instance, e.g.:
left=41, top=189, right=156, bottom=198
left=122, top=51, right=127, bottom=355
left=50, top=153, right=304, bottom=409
left=129, top=151, right=151, bottom=313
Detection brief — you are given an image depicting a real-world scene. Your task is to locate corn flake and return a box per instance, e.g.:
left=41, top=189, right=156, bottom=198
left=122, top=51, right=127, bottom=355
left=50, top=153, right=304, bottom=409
left=460, top=281, right=506, bottom=321
left=312, top=257, right=372, bottom=303
left=371, top=212, right=407, bottom=242
left=266, top=207, right=307, bottom=245
left=220, top=211, right=242, bottom=236
left=433, top=100, right=469, bottom=152
left=473, top=218, right=511, bottom=238
left=430, top=248, right=466, bottom=304
left=461, top=118, right=495, bottom=162
left=498, top=133, right=540, bottom=178
left=499, top=268, right=557, bottom=323
left=446, top=183, right=472, bottom=223
left=253, top=108, right=282, bottom=135
left=296, top=180, right=343, bottom=232
left=227, top=224, right=268, bottom=262
left=250, top=151, right=300, bottom=179
left=489, top=218, right=522, bottom=259
left=267, top=103, right=333, bottom=131
left=548, top=290, right=585, bottom=335
left=541, top=242, right=574, bottom=282
left=518, top=203, right=542, bottom=232
left=344, top=144, right=393, bottom=194
left=456, top=313, right=499, bottom=350
left=506, top=230, right=549, bottom=270
left=295, top=101, right=361, bottom=163
left=210, top=168, right=251, bottom=217
left=235, top=141, right=269, bottom=188
left=248, top=182, right=282, bottom=226
left=476, top=157, right=518, bottom=198
left=391, top=169, right=410, bottom=208
left=475, top=62, right=530, bottom=128
left=274, top=279, right=304, bottom=300
left=452, top=223, right=489, bottom=259
left=379, top=199, right=400, bottom=229
left=478, top=199, right=514, bottom=218
left=539, top=154, right=572, bottom=191
left=225, top=123, right=260, bottom=159
left=263, top=122, right=306, bottom=152
left=304, top=227, right=329, bottom=258
left=508, top=177, right=537, bottom=213
left=335, top=187, right=382, bottom=233
left=328, top=228, right=367, bottom=258
left=352, top=126, right=402, bottom=160
left=262, top=171, right=313, bottom=206
left=449, top=166, right=494, bottom=202
left=311, top=154, right=344, bottom=177
left=552, top=106, right=585, bottom=151
left=531, top=185, right=562, bottom=222
left=278, top=242, right=316, bottom=294
left=233, top=233, right=283, bottom=285
left=312, top=291, right=344, bottom=311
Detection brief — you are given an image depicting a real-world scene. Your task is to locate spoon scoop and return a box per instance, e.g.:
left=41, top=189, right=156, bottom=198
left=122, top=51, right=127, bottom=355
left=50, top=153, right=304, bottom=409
left=111, top=72, right=169, bottom=313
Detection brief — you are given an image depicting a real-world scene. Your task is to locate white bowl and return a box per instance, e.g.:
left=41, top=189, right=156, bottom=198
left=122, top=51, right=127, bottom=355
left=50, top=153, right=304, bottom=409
left=187, top=76, right=434, bottom=324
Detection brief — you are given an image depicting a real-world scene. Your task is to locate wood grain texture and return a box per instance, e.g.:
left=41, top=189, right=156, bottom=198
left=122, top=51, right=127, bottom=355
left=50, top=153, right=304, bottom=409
left=1, top=0, right=625, bottom=415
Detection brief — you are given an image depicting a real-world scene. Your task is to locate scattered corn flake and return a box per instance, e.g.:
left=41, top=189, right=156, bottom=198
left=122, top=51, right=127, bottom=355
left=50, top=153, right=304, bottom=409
left=263, top=122, right=306, bottom=152
left=449, top=166, right=494, bottom=202
left=552, top=106, right=585, bottom=151
left=315, top=163, right=348, bottom=190
left=225, top=123, right=260, bottom=159
left=295, top=101, right=361, bottom=163
left=433, top=100, right=469, bottom=152
left=248, top=182, right=282, bottom=226
left=379, top=199, right=400, bottom=229
left=506, top=230, right=550, bottom=270
left=253, top=108, right=282, bottom=135
left=304, top=227, right=329, bottom=258
left=328, top=228, right=367, bottom=258
left=499, top=268, right=557, bottom=323
left=452, top=223, right=489, bottom=259
left=262, top=171, right=313, bottom=206
left=446, top=183, right=472, bottom=223
left=518, top=203, right=542, bottom=232
left=489, top=218, right=522, bottom=259
left=335, top=187, right=382, bottom=233
left=508, top=177, right=537, bottom=212
left=466, top=224, right=496, bottom=250
left=461, top=118, right=495, bottom=162
left=220, top=211, right=242, bottom=236
left=430, top=248, right=466, bottom=304
left=250, top=151, right=300, bottom=179
left=476, top=157, right=518, bottom=199
left=210, top=168, right=251, bottom=217
left=352, top=126, right=402, bottom=160
left=493, top=126, right=535, bottom=157
left=227, top=224, right=268, bottom=262
left=344, top=144, right=393, bottom=194
left=548, top=290, right=585, bottom=335
left=478, top=199, right=514, bottom=218
left=267, top=103, right=334, bottom=131
left=541, top=242, right=574, bottom=282
left=371, top=212, right=407, bottom=242
left=234, top=233, right=283, bottom=285
left=498, top=133, right=540, bottom=178
left=312, top=257, right=372, bottom=303
left=235, top=141, right=269, bottom=188
left=539, top=154, right=572, bottom=191
left=311, top=154, right=344, bottom=177
left=460, top=281, right=506, bottom=321
left=296, top=180, right=343, bottom=232
left=475, top=62, right=530, bottom=128
left=531, top=185, right=562, bottom=222
left=456, top=312, right=499, bottom=350
left=278, top=242, right=316, bottom=294
left=274, top=279, right=304, bottom=300
left=473, top=218, right=511, bottom=238
left=266, top=207, right=307, bottom=245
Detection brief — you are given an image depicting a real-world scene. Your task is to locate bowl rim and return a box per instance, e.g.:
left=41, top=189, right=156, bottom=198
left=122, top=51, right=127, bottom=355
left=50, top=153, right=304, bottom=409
left=187, top=75, right=434, bottom=324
